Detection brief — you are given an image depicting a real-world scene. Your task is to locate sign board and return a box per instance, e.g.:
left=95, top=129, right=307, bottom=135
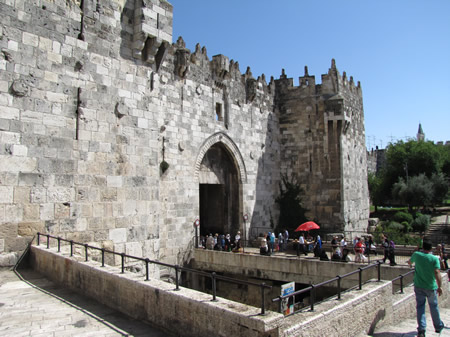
left=243, top=214, right=248, bottom=221
left=194, top=219, right=200, bottom=226
left=281, top=282, right=295, bottom=315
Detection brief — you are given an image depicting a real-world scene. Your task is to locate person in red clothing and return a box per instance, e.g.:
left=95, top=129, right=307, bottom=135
left=354, top=237, right=366, bottom=263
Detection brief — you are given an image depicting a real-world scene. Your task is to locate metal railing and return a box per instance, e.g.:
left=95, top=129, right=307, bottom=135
left=391, top=269, right=415, bottom=294
left=36, top=233, right=272, bottom=315
left=272, top=260, right=383, bottom=314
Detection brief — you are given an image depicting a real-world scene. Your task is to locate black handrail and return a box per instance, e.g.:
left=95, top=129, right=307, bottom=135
left=36, top=233, right=272, bottom=315
left=272, top=260, right=382, bottom=314
left=391, top=269, right=415, bottom=294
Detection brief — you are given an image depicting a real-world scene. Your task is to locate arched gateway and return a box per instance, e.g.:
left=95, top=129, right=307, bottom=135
left=194, top=132, right=247, bottom=237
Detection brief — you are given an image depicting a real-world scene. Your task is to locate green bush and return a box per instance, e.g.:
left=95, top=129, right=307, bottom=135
left=393, top=211, right=413, bottom=224
left=386, top=221, right=403, bottom=232
left=411, top=214, right=431, bottom=232
left=401, top=221, right=412, bottom=233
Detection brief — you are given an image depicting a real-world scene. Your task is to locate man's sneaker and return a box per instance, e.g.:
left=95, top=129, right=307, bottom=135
left=417, top=330, right=425, bottom=337
left=435, top=325, right=444, bottom=333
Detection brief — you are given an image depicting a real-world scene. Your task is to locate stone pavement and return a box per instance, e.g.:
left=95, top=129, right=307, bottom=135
left=1, top=265, right=449, bottom=337
left=0, top=268, right=174, bottom=337
left=364, top=306, right=450, bottom=337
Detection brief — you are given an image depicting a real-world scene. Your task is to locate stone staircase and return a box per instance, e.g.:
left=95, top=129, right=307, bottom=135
left=426, top=213, right=450, bottom=246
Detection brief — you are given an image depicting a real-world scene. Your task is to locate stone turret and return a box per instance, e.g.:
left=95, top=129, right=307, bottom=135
left=275, top=59, right=369, bottom=233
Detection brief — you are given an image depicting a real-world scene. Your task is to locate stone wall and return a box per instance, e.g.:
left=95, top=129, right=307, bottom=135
left=0, top=0, right=369, bottom=266
left=192, top=249, right=410, bottom=289
left=30, top=244, right=449, bottom=337
left=30, top=245, right=283, bottom=337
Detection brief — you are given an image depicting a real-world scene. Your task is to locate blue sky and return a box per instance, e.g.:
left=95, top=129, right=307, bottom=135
left=169, top=0, right=450, bottom=150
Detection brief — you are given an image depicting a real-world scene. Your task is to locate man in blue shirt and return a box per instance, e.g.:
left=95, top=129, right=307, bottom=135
left=408, top=240, right=445, bottom=337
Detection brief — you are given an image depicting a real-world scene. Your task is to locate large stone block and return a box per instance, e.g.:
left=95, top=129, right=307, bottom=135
left=109, top=228, right=127, bottom=243
left=17, top=221, right=45, bottom=236
left=0, top=186, right=14, bottom=203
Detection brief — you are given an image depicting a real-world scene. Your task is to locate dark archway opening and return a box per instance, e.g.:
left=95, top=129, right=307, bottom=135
left=199, top=143, right=240, bottom=237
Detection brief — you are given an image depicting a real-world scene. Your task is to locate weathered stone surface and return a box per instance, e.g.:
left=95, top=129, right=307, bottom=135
left=0, top=0, right=369, bottom=265
left=10, top=79, right=29, bottom=96
left=17, top=221, right=45, bottom=236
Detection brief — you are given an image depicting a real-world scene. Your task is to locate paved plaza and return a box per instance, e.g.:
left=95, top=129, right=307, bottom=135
left=0, top=268, right=174, bottom=337
left=366, top=306, right=450, bottom=337
left=1, top=264, right=449, bottom=337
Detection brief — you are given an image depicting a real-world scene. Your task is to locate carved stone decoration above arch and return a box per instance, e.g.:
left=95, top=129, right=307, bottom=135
left=194, top=132, right=247, bottom=184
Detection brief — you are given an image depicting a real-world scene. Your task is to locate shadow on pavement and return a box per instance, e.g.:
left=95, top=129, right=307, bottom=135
left=13, top=266, right=176, bottom=337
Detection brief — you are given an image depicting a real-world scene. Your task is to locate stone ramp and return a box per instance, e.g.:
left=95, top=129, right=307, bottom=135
left=358, top=303, right=450, bottom=337
left=0, top=268, right=174, bottom=337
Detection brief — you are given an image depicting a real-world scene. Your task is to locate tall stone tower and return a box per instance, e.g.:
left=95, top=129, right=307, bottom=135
left=275, top=61, right=369, bottom=233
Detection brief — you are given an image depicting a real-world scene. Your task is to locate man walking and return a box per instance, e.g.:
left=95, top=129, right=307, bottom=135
left=408, top=240, right=445, bottom=337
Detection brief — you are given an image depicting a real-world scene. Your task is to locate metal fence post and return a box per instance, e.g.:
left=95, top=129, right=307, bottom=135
left=175, top=265, right=180, bottom=291
left=84, top=244, right=88, bottom=261
left=310, top=285, right=315, bottom=311
left=358, top=267, right=363, bottom=290
left=400, top=275, right=404, bottom=294
left=337, top=275, right=341, bottom=300
left=121, top=253, right=125, bottom=273
left=37, top=232, right=40, bottom=245
left=101, top=248, right=105, bottom=267
left=70, top=240, right=73, bottom=256
left=377, top=261, right=381, bottom=281
left=211, top=272, right=217, bottom=301
left=57, top=237, right=61, bottom=252
left=145, top=258, right=149, bottom=281
left=46, top=235, right=49, bottom=249
left=260, top=283, right=266, bottom=315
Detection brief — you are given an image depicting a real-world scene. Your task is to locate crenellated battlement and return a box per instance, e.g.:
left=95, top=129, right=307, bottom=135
left=170, top=36, right=275, bottom=108
left=0, top=0, right=369, bottom=265
left=273, top=59, right=362, bottom=100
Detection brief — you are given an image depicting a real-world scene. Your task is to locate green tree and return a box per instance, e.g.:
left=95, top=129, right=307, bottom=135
left=392, top=174, right=433, bottom=211
left=437, top=145, right=450, bottom=178
left=379, top=140, right=447, bottom=204
left=430, top=172, right=449, bottom=205
left=275, top=175, right=309, bottom=234
left=368, top=172, right=383, bottom=211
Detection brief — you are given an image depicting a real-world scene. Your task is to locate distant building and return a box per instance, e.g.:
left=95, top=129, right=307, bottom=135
left=417, top=123, right=425, bottom=141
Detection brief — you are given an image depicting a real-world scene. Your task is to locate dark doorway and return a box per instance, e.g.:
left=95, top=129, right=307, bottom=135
left=199, top=184, right=225, bottom=235
left=198, top=143, right=240, bottom=236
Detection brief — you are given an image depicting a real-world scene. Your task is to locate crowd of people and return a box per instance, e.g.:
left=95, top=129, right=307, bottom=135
left=199, top=232, right=243, bottom=252
left=259, top=230, right=290, bottom=255
left=199, top=230, right=448, bottom=273
left=200, top=228, right=447, bottom=336
left=290, top=233, right=397, bottom=265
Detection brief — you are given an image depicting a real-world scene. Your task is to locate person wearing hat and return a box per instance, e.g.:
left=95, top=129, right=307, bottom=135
left=233, top=231, right=241, bottom=252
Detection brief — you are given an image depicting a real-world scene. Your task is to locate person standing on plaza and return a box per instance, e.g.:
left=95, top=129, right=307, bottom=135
left=382, top=234, right=392, bottom=264
left=278, top=232, right=284, bottom=252
left=270, top=232, right=276, bottom=254
left=267, top=232, right=273, bottom=256
left=331, top=236, right=338, bottom=254
left=340, top=236, right=347, bottom=251
left=354, top=237, right=366, bottom=263
left=284, top=229, right=289, bottom=251
left=408, top=240, right=445, bottom=337
left=298, top=233, right=307, bottom=256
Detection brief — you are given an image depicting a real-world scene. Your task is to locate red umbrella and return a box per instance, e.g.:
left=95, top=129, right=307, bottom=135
left=295, top=221, right=320, bottom=232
